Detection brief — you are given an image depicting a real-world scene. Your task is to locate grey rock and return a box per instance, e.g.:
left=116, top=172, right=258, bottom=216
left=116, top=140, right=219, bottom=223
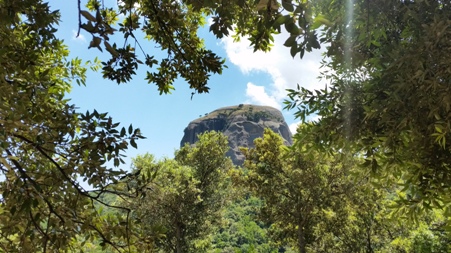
left=180, top=104, right=293, bottom=165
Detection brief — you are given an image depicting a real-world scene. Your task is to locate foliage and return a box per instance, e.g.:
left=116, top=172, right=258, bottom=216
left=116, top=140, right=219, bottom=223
left=284, top=0, right=451, bottom=216
left=78, top=0, right=260, bottom=93
left=235, top=128, right=451, bottom=253
left=0, top=0, right=289, bottom=250
left=0, top=0, right=308, bottom=250
left=209, top=196, right=287, bottom=253
left=5, top=0, right=451, bottom=251
left=0, top=0, right=148, bottom=251
left=76, top=0, right=329, bottom=93
left=235, top=129, right=348, bottom=253
left=129, top=131, right=233, bottom=253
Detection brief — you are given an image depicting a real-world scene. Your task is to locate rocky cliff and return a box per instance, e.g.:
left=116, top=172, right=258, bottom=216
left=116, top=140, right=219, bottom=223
left=180, top=104, right=293, bottom=165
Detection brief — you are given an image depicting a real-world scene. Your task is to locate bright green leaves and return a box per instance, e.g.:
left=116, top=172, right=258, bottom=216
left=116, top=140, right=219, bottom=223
left=77, top=0, right=325, bottom=87
left=311, top=14, right=332, bottom=29
left=236, top=129, right=359, bottom=252
left=237, top=128, right=451, bottom=252
left=433, top=124, right=447, bottom=149
left=131, top=131, right=233, bottom=252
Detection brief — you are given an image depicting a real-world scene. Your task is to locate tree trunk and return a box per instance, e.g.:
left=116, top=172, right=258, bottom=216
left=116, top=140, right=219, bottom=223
left=297, top=221, right=306, bottom=253
left=175, top=222, right=182, bottom=253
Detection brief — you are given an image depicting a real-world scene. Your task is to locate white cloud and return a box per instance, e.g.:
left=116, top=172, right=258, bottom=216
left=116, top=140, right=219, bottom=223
left=289, top=121, right=301, bottom=134
left=245, top=82, right=281, bottom=110
left=221, top=31, right=326, bottom=109
left=72, top=30, right=87, bottom=43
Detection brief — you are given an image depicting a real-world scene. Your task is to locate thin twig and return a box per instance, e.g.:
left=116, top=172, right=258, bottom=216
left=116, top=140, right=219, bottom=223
left=77, top=0, right=82, bottom=37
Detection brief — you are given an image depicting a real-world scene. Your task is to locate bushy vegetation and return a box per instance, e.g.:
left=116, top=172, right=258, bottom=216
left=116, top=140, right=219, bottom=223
left=2, top=0, right=451, bottom=252
left=70, top=130, right=450, bottom=253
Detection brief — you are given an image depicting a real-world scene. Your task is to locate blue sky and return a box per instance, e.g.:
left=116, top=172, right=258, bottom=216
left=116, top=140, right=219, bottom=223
left=49, top=0, right=325, bottom=168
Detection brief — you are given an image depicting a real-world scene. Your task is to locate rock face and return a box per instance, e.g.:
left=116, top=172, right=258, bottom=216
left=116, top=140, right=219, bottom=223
left=180, top=104, right=293, bottom=165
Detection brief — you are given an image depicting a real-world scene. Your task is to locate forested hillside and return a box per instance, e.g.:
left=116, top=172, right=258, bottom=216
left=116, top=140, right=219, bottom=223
left=73, top=130, right=450, bottom=252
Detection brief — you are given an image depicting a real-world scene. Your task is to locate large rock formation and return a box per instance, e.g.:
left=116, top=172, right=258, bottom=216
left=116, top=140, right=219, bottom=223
left=180, top=104, right=292, bottom=165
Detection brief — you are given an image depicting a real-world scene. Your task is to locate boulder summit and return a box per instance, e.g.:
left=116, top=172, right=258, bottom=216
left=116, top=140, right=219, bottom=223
left=180, top=104, right=292, bottom=165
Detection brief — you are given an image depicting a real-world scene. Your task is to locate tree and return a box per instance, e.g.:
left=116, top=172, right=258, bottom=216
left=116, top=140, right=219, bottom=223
left=283, top=0, right=451, bottom=215
left=0, top=0, right=286, bottom=250
left=236, top=128, right=451, bottom=253
left=75, top=0, right=328, bottom=92
left=129, top=131, right=233, bottom=253
left=85, top=0, right=451, bottom=217
left=235, top=128, right=352, bottom=253
left=10, top=0, right=451, bottom=250
left=0, top=0, right=148, bottom=251
left=0, top=0, right=285, bottom=250
left=76, top=0, right=294, bottom=93
left=79, top=0, right=451, bottom=221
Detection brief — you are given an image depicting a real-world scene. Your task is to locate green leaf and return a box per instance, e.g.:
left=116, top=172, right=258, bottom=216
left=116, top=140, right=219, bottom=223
left=281, top=0, right=294, bottom=12
left=284, top=35, right=297, bottom=47
left=80, top=10, right=96, bottom=22
left=274, top=15, right=290, bottom=27
left=435, top=125, right=443, bottom=133
left=311, top=15, right=333, bottom=29
left=290, top=44, right=298, bottom=58
left=104, top=41, right=119, bottom=57
left=130, top=139, right=137, bottom=149
left=285, top=22, right=300, bottom=35
left=89, top=36, right=102, bottom=51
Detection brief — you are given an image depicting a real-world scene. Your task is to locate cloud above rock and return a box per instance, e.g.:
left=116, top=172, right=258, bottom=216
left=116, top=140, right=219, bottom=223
left=221, top=32, right=326, bottom=109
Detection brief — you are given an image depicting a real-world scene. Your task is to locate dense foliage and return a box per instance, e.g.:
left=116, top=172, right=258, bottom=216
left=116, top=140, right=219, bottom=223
left=284, top=0, right=451, bottom=215
left=2, top=0, right=451, bottom=251
left=129, top=131, right=233, bottom=252
left=0, top=0, right=145, bottom=251
left=79, top=130, right=450, bottom=253
left=237, top=129, right=450, bottom=253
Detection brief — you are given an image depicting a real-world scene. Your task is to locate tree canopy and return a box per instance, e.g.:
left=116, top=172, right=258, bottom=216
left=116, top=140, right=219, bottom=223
left=284, top=0, right=451, bottom=214
left=237, top=128, right=450, bottom=253
left=2, top=0, right=451, bottom=251
left=130, top=131, right=233, bottom=252
left=0, top=0, right=145, bottom=251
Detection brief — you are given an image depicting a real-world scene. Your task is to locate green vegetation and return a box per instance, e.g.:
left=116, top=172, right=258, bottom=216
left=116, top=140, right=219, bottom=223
left=243, top=107, right=272, bottom=123
left=2, top=0, right=451, bottom=252
left=198, top=105, right=281, bottom=123
left=237, top=128, right=450, bottom=253
left=129, top=131, right=233, bottom=252
left=69, top=129, right=450, bottom=253
left=285, top=0, right=451, bottom=216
